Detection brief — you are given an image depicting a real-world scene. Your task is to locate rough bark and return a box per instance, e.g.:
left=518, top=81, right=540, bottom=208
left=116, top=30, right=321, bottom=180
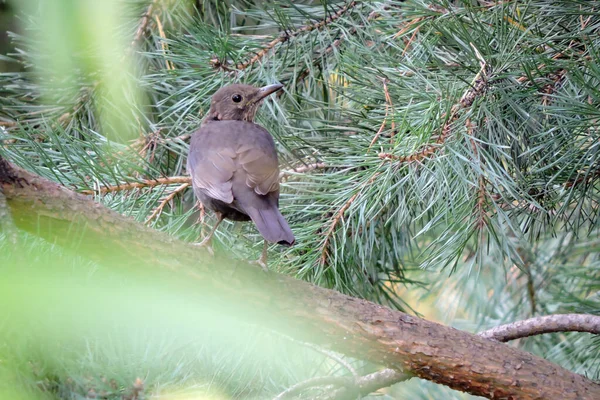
left=480, top=314, right=600, bottom=342
left=1, top=159, right=600, bottom=400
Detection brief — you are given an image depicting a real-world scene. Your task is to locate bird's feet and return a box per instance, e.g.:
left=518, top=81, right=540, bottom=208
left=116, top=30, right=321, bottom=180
left=250, top=257, right=269, bottom=272
left=193, top=236, right=214, bottom=256
left=250, top=241, right=269, bottom=271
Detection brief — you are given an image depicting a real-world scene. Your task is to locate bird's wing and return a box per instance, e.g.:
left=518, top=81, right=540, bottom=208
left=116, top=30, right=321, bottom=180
left=189, top=146, right=236, bottom=203
left=187, top=121, right=280, bottom=205
left=237, top=141, right=280, bottom=195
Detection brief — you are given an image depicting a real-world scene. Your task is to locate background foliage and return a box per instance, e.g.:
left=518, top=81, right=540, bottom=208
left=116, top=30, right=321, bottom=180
left=1, top=0, right=599, bottom=398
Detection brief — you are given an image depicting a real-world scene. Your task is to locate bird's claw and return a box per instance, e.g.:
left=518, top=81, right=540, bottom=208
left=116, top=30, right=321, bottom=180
left=193, top=237, right=214, bottom=256
left=250, top=258, right=269, bottom=272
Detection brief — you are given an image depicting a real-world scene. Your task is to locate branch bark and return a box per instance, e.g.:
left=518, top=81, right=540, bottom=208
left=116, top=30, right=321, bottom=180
left=1, top=158, right=600, bottom=400
left=479, top=314, right=600, bottom=343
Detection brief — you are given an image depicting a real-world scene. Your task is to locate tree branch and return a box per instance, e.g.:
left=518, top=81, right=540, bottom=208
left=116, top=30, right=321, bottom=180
left=478, top=314, right=600, bottom=343
left=145, top=182, right=189, bottom=224
left=379, top=43, right=489, bottom=163
left=213, top=1, right=359, bottom=72
left=273, top=376, right=354, bottom=400
left=131, top=0, right=158, bottom=49
left=320, top=173, right=380, bottom=266
left=81, top=163, right=327, bottom=195
left=80, top=176, right=191, bottom=195
left=1, top=159, right=600, bottom=400
left=308, top=369, right=409, bottom=400
left=318, top=313, right=600, bottom=398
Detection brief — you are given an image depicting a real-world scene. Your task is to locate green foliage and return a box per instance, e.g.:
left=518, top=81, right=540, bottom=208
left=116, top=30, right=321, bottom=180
left=1, top=0, right=600, bottom=398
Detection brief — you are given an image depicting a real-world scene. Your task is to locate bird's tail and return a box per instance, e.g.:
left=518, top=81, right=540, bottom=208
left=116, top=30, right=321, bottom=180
left=246, top=206, right=295, bottom=246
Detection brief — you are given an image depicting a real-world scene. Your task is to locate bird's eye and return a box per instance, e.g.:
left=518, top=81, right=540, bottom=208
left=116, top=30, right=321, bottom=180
left=232, top=94, right=243, bottom=103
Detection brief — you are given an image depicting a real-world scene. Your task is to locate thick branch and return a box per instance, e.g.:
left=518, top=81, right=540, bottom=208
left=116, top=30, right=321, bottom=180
left=1, top=159, right=600, bottom=400
left=479, top=314, right=600, bottom=343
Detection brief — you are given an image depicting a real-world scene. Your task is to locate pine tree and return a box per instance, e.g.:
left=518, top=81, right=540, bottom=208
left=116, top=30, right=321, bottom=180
left=1, top=0, right=599, bottom=399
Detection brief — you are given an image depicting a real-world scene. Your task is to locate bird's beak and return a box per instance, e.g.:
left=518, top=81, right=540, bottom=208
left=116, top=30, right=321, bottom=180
left=257, top=83, right=284, bottom=100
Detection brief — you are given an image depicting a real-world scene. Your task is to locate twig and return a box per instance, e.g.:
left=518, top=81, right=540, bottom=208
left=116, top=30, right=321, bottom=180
left=84, top=163, right=327, bottom=195
left=273, top=376, right=354, bottom=400
left=291, top=8, right=380, bottom=86
left=368, top=78, right=392, bottom=150
left=280, top=162, right=327, bottom=179
left=565, top=167, right=600, bottom=189
left=541, top=69, right=566, bottom=106
left=478, top=314, right=600, bottom=342
left=467, top=119, right=487, bottom=229
left=393, top=17, right=424, bottom=40
left=81, top=176, right=191, bottom=195
left=216, top=1, right=359, bottom=71
left=270, top=330, right=359, bottom=378
left=269, top=326, right=407, bottom=400
left=379, top=43, right=489, bottom=163
left=398, top=19, right=423, bottom=57
left=320, top=173, right=380, bottom=265
left=131, top=0, right=157, bottom=49
left=145, top=183, right=190, bottom=224
left=154, top=12, right=175, bottom=70
left=525, top=266, right=537, bottom=315
left=162, top=133, right=191, bottom=143
left=320, top=368, right=410, bottom=400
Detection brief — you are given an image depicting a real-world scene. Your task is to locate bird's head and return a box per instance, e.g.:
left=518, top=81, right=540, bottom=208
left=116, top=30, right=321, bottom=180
left=206, top=83, right=283, bottom=122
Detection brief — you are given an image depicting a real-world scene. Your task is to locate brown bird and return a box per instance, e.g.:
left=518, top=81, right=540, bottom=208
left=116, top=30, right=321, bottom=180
left=187, top=83, right=295, bottom=268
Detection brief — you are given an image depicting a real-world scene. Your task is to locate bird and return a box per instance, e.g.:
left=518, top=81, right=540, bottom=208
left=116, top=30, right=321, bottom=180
left=187, top=83, right=295, bottom=269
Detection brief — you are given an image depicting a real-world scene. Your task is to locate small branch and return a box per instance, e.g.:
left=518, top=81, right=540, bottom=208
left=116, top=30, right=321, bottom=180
left=379, top=43, right=489, bottom=163
left=216, top=1, right=359, bottom=71
left=0, top=121, right=17, bottom=128
left=321, top=368, right=410, bottom=400
left=467, top=119, right=487, bottom=229
left=292, top=8, right=380, bottom=86
left=565, top=167, right=600, bottom=189
left=160, top=133, right=191, bottom=143
left=154, top=13, right=175, bottom=71
left=368, top=78, right=392, bottom=150
left=541, top=69, right=566, bottom=106
left=478, top=314, right=600, bottom=343
left=526, top=269, right=537, bottom=316
left=273, top=376, right=353, bottom=400
left=400, top=20, right=422, bottom=57
left=270, top=330, right=358, bottom=378
left=393, top=17, right=424, bottom=40
left=320, top=173, right=380, bottom=266
left=280, top=162, right=327, bottom=178
left=519, top=250, right=537, bottom=316
left=131, top=0, right=157, bottom=49
left=145, top=183, right=190, bottom=224
left=81, top=176, right=191, bottom=195
left=83, top=163, right=327, bottom=196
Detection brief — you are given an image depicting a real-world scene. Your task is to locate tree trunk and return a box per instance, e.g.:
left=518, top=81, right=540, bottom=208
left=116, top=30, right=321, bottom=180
left=1, top=158, right=599, bottom=400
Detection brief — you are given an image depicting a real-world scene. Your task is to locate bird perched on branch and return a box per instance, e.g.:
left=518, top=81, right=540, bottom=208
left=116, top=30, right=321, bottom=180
left=187, top=83, right=295, bottom=269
